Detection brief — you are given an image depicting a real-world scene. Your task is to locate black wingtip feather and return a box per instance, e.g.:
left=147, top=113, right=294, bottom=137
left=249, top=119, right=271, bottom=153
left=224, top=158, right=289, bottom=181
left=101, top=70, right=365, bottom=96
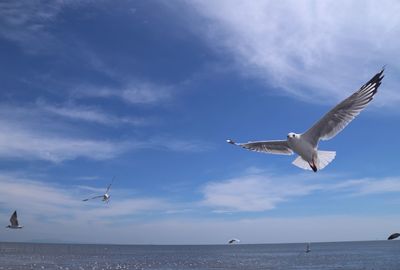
left=362, top=68, right=384, bottom=91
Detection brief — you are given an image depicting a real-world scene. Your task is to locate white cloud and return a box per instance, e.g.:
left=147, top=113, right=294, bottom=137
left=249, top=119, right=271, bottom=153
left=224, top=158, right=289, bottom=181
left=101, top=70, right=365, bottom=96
left=330, top=177, right=400, bottom=195
left=0, top=0, right=70, bottom=52
left=0, top=103, right=209, bottom=162
left=0, top=119, right=127, bottom=162
left=0, top=174, right=169, bottom=223
left=1, top=173, right=400, bottom=244
left=41, top=102, right=149, bottom=126
left=0, top=120, right=209, bottom=162
left=357, top=178, right=400, bottom=194
left=183, top=0, right=400, bottom=106
left=0, top=104, right=128, bottom=162
left=202, top=173, right=321, bottom=212
left=73, top=81, right=174, bottom=105
left=142, top=136, right=213, bottom=153
left=202, top=170, right=400, bottom=212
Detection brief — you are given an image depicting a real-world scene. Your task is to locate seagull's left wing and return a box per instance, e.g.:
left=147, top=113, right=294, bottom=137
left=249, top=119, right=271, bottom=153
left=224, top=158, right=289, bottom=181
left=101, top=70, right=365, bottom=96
left=82, top=195, right=103, bottom=201
left=303, top=68, right=384, bottom=147
left=227, top=139, right=293, bottom=155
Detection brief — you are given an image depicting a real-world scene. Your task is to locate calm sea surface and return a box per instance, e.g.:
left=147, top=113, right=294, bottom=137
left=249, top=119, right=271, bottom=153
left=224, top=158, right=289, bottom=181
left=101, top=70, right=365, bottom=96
left=0, top=241, right=399, bottom=270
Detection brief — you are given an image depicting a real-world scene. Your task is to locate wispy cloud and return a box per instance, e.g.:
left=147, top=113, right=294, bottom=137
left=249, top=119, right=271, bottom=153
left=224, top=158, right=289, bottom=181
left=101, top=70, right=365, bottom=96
left=202, top=170, right=400, bottom=212
left=40, top=102, right=150, bottom=126
left=329, top=177, right=400, bottom=196
left=0, top=119, right=210, bottom=162
left=1, top=172, right=400, bottom=244
left=0, top=102, right=209, bottom=163
left=0, top=103, right=125, bottom=162
left=0, top=174, right=170, bottom=223
left=202, top=173, right=321, bottom=212
left=73, top=81, right=175, bottom=105
left=142, top=136, right=213, bottom=153
left=0, top=127, right=127, bottom=162
left=183, top=0, right=400, bottom=106
left=0, top=0, right=69, bottom=52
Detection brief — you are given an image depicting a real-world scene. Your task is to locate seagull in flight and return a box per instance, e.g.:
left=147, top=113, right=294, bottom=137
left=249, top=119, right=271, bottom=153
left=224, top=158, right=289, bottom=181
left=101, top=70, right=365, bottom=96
left=82, top=177, right=115, bottom=203
left=6, top=210, right=23, bottom=229
left=388, top=233, right=400, bottom=240
left=228, top=238, right=240, bottom=244
left=227, top=69, right=384, bottom=172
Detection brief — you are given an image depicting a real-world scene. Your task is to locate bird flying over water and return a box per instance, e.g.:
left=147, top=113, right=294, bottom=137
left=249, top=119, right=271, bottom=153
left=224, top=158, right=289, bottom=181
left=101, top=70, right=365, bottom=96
left=228, top=238, right=240, bottom=244
left=388, top=233, right=400, bottom=240
left=227, top=69, right=384, bottom=172
left=6, top=210, right=23, bottom=229
left=82, top=177, right=115, bottom=203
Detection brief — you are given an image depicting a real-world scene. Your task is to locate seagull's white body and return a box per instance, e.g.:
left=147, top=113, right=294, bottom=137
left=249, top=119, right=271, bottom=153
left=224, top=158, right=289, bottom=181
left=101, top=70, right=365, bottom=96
left=228, top=69, right=384, bottom=172
left=102, top=193, right=110, bottom=202
left=82, top=177, right=114, bottom=203
left=287, top=133, right=314, bottom=162
left=6, top=210, right=23, bottom=229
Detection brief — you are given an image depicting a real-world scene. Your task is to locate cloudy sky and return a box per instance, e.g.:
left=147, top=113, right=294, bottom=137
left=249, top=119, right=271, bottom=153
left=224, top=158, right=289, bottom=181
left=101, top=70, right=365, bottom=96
left=0, top=0, right=400, bottom=244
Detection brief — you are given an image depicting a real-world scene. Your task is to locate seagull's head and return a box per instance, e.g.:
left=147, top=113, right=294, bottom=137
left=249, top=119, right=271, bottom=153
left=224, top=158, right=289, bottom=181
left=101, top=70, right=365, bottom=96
left=287, top=132, right=298, bottom=139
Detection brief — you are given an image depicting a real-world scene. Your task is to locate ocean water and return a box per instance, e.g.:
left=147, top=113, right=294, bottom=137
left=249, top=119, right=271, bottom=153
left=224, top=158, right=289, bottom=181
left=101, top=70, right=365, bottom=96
left=0, top=241, right=399, bottom=270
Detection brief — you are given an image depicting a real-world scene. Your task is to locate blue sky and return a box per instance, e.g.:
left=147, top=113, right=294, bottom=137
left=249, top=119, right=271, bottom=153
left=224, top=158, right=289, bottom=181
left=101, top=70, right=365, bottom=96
left=0, top=0, right=400, bottom=244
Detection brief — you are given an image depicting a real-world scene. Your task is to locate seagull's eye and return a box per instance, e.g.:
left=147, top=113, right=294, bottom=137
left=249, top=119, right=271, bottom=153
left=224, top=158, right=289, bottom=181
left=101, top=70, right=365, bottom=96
left=292, top=134, right=295, bottom=138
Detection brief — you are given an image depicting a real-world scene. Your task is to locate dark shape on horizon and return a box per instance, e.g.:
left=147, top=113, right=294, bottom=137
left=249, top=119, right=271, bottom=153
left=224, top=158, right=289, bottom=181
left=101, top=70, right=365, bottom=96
left=388, top=233, right=400, bottom=240
left=82, top=177, right=115, bottom=203
left=6, top=210, right=23, bottom=229
left=228, top=238, right=240, bottom=244
left=227, top=68, right=385, bottom=172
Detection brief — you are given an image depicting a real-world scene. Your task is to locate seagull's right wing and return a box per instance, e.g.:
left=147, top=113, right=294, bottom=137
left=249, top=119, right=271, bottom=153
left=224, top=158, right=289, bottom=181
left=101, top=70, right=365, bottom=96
left=82, top=195, right=103, bottom=202
left=10, top=211, right=18, bottom=226
left=227, top=139, right=293, bottom=155
left=302, top=69, right=384, bottom=147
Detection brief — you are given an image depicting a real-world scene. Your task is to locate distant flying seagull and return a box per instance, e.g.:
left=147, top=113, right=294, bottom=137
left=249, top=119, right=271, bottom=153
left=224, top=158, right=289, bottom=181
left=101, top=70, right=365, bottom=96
left=388, top=233, right=400, bottom=240
left=6, top=210, right=23, bottom=229
left=82, top=177, right=115, bottom=203
left=228, top=238, right=240, bottom=244
left=227, top=69, right=384, bottom=172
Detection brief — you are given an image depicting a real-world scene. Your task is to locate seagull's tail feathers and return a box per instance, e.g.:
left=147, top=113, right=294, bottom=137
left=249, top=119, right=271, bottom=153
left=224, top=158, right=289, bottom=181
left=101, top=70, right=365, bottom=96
left=292, top=151, right=336, bottom=171
left=292, top=156, right=312, bottom=171
left=316, top=150, right=336, bottom=170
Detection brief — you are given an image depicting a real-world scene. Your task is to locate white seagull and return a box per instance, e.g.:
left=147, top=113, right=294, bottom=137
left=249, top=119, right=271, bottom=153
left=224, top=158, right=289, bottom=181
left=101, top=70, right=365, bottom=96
left=82, top=177, right=115, bottom=203
left=6, top=210, right=23, bottom=229
left=227, top=69, right=384, bottom=172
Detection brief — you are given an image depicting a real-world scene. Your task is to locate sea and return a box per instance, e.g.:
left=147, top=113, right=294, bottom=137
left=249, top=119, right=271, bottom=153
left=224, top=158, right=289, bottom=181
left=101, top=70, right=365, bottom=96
left=1, top=240, right=399, bottom=270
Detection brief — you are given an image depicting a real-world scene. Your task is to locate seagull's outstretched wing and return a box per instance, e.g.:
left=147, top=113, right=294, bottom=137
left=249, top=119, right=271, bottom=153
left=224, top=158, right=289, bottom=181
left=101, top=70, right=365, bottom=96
left=105, top=177, right=115, bottom=194
left=10, top=211, right=18, bottom=226
left=303, top=68, right=384, bottom=147
left=227, top=139, right=293, bottom=155
left=82, top=195, right=103, bottom=202
left=388, top=233, right=400, bottom=240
